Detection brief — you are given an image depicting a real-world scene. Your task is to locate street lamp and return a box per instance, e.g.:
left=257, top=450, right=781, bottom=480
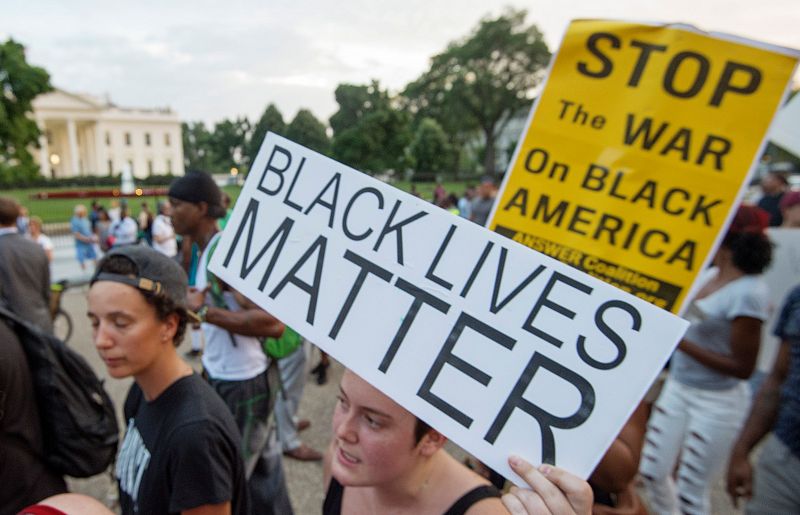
left=49, top=153, right=61, bottom=165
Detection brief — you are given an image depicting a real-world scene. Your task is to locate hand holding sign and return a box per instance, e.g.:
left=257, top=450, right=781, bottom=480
left=502, top=457, right=593, bottom=515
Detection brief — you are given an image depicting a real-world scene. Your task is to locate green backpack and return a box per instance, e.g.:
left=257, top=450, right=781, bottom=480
left=263, top=326, right=302, bottom=359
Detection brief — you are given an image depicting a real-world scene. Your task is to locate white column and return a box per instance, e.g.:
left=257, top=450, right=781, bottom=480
left=94, top=122, right=106, bottom=176
left=174, top=127, right=185, bottom=175
left=37, top=118, right=51, bottom=178
left=66, top=118, right=79, bottom=177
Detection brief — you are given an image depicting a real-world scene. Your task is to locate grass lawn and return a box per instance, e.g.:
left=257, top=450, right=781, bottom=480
left=8, top=180, right=473, bottom=223
left=5, top=188, right=107, bottom=224
left=7, top=185, right=244, bottom=224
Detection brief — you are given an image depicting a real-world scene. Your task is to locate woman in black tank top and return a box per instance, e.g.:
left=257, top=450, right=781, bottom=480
left=323, top=370, right=505, bottom=514
left=322, top=369, right=593, bottom=515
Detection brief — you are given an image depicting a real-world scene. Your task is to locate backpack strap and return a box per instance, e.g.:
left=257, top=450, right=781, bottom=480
left=188, top=242, right=199, bottom=286
left=0, top=299, right=32, bottom=332
left=199, top=234, right=239, bottom=348
left=203, top=235, right=227, bottom=310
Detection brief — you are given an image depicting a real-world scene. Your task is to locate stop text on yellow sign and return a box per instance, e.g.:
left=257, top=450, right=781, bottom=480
left=490, top=20, right=799, bottom=313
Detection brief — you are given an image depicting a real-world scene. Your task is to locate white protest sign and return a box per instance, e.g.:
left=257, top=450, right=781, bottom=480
left=769, top=93, right=800, bottom=158
left=209, top=133, right=689, bottom=482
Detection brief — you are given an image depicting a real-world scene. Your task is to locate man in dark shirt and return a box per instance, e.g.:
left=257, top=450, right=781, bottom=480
left=0, top=319, right=66, bottom=513
left=728, top=285, right=800, bottom=513
left=0, top=196, right=52, bottom=333
left=169, top=171, right=291, bottom=514
left=756, top=171, right=789, bottom=227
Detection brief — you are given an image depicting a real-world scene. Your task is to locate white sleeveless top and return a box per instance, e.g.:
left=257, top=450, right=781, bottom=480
left=196, top=233, right=267, bottom=380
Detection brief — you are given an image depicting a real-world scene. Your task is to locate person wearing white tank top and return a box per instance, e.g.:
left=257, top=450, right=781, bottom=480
left=194, top=232, right=268, bottom=380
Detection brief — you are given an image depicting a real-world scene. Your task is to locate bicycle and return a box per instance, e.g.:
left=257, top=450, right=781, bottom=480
left=50, top=279, right=73, bottom=343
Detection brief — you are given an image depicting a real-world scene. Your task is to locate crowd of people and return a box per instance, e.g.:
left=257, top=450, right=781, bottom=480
left=414, top=177, right=499, bottom=227
left=1, top=166, right=799, bottom=515
left=12, top=198, right=180, bottom=279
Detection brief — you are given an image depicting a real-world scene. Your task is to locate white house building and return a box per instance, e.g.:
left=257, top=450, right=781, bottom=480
left=32, top=89, right=184, bottom=179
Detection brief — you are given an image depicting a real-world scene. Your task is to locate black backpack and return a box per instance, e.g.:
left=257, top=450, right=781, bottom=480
left=0, top=303, right=119, bottom=477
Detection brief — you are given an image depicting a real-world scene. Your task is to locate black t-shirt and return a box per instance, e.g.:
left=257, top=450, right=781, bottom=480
left=117, top=374, right=248, bottom=515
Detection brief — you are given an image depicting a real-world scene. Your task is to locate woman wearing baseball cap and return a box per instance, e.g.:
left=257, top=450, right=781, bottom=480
left=87, top=246, right=248, bottom=515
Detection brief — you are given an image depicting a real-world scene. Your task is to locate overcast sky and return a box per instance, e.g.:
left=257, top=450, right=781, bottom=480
left=3, top=0, right=798, bottom=126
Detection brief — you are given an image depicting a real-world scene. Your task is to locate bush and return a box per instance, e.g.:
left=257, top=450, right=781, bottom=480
left=0, top=173, right=180, bottom=189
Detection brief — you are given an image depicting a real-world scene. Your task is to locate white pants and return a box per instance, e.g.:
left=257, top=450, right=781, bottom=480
left=639, top=378, right=750, bottom=515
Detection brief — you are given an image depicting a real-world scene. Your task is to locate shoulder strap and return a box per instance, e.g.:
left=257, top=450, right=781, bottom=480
left=0, top=300, right=31, bottom=332
left=199, top=233, right=240, bottom=348
left=188, top=242, right=199, bottom=286
left=443, top=485, right=501, bottom=515
left=204, top=234, right=226, bottom=308
left=322, top=476, right=345, bottom=515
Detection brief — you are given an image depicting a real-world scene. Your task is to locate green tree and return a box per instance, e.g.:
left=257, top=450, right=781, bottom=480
left=285, top=108, right=330, bottom=155
left=182, top=121, right=217, bottom=172
left=0, top=39, right=52, bottom=185
left=409, top=118, right=451, bottom=179
left=330, top=81, right=390, bottom=135
left=246, top=103, right=285, bottom=166
left=403, top=78, right=478, bottom=177
left=210, top=117, right=250, bottom=172
left=330, top=81, right=411, bottom=174
left=404, top=9, right=550, bottom=176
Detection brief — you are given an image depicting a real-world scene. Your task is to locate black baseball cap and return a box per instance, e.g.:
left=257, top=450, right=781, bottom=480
left=91, top=246, right=188, bottom=311
left=168, top=170, right=227, bottom=219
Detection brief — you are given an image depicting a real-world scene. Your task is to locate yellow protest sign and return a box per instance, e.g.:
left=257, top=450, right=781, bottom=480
left=489, top=20, right=799, bottom=313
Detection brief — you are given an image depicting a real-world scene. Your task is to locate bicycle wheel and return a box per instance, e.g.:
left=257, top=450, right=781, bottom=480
left=53, top=308, right=73, bottom=343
